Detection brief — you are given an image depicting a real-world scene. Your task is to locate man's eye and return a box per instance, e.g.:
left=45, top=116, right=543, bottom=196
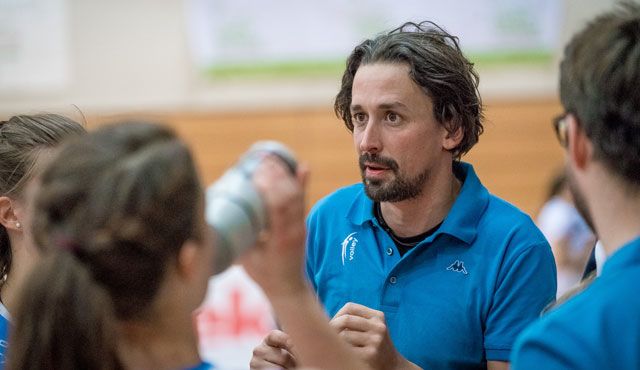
left=352, top=113, right=366, bottom=123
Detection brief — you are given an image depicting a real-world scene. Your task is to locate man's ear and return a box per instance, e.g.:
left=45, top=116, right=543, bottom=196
left=442, top=123, right=464, bottom=151
left=0, top=196, right=20, bottom=231
left=567, top=114, right=593, bottom=171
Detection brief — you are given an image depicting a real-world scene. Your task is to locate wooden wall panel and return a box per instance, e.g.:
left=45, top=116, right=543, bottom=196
left=466, top=100, right=565, bottom=216
left=93, top=99, right=564, bottom=217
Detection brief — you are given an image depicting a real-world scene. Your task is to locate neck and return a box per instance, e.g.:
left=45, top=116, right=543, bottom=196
left=588, top=175, right=640, bottom=257
left=1, top=235, right=39, bottom=315
left=380, top=162, right=460, bottom=237
left=118, top=314, right=201, bottom=370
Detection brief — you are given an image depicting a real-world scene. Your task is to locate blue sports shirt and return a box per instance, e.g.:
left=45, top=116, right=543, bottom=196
left=183, top=361, right=215, bottom=370
left=0, top=303, right=9, bottom=370
left=306, top=162, right=557, bottom=369
left=511, top=237, right=640, bottom=370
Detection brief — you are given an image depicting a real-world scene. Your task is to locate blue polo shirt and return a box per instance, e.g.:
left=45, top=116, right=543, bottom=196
left=183, top=361, right=215, bottom=370
left=306, top=162, right=556, bottom=369
left=511, top=237, right=640, bottom=369
left=0, top=303, right=10, bottom=370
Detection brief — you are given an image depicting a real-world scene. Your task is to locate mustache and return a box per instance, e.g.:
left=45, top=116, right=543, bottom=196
left=359, top=153, right=398, bottom=172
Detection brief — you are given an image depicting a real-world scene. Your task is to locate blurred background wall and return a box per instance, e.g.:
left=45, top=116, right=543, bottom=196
left=0, top=0, right=618, bottom=216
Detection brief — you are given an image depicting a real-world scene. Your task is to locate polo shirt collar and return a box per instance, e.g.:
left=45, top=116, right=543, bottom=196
left=346, top=184, right=376, bottom=227
left=346, top=161, right=489, bottom=245
left=439, top=162, right=489, bottom=244
left=601, top=236, right=640, bottom=277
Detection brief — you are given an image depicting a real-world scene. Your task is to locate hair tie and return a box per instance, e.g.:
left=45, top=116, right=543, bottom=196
left=55, top=234, right=81, bottom=254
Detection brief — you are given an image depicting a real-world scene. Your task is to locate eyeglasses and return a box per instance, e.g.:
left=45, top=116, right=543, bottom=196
left=553, top=113, right=569, bottom=148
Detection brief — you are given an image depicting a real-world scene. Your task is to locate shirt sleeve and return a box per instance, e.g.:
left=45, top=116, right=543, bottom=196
left=483, top=241, right=557, bottom=361
left=510, top=315, right=590, bottom=370
left=304, top=211, right=318, bottom=292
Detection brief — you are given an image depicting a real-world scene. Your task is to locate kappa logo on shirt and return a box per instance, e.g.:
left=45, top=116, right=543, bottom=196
left=447, top=260, right=468, bottom=275
left=341, top=232, right=358, bottom=265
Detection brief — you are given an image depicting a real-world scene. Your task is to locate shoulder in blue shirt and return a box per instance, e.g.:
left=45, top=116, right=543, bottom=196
left=511, top=237, right=640, bottom=370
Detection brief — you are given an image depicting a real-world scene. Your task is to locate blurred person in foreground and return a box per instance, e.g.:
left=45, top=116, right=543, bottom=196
left=252, top=20, right=556, bottom=370
left=511, top=2, right=640, bottom=369
left=6, top=122, right=365, bottom=370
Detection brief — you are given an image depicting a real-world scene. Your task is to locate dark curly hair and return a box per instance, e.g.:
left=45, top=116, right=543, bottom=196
left=334, top=21, right=484, bottom=158
left=560, top=1, right=640, bottom=188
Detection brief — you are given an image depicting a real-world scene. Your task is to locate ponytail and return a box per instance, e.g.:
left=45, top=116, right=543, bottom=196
left=5, top=253, right=122, bottom=370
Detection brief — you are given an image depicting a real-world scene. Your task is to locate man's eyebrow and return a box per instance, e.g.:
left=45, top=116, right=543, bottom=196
left=379, top=102, right=409, bottom=110
left=350, top=104, right=363, bottom=112
left=350, top=101, right=409, bottom=111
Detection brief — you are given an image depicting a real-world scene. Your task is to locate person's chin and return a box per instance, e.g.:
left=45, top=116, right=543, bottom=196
left=364, top=176, right=387, bottom=187
left=364, top=179, right=387, bottom=193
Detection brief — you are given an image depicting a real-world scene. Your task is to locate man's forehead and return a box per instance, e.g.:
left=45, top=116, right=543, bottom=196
left=353, top=63, right=412, bottom=85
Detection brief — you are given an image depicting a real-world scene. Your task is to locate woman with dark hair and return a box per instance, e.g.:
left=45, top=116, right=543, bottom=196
left=0, top=114, right=85, bottom=367
left=6, top=121, right=364, bottom=370
left=5, top=122, right=216, bottom=370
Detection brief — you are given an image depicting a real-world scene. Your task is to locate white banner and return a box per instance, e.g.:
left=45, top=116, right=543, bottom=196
left=0, top=0, right=70, bottom=92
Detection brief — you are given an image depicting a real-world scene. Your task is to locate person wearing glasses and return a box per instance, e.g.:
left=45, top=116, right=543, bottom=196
left=511, top=2, right=640, bottom=368
left=251, top=20, right=557, bottom=370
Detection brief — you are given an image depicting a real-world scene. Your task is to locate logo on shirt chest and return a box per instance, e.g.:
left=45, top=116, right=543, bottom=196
left=447, top=260, right=468, bottom=275
left=341, top=232, right=358, bottom=265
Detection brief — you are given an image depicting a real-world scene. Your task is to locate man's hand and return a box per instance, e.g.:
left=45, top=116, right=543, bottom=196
left=241, top=156, right=309, bottom=298
left=330, top=303, right=421, bottom=370
left=250, top=330, right=297, bottom=369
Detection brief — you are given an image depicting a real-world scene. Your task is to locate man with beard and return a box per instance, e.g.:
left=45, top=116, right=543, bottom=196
left=511, top=3, right=640, bottom=369
left=250, top=21, right=556, bottom=370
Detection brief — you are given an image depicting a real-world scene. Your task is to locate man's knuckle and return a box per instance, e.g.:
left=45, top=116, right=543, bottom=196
left=252, top=346, right=265, bottom=357
left=373, top=333, right=384, bottom=344
left=373, top=321, right=387, bottom=333
left=343, top=315, right=355, bottom=326
left=363, top=346, right=377, bottom=359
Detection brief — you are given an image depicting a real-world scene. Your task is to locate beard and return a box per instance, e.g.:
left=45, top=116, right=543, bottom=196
left=359, top=153, right=429, bottom=202
left=566, top=165, right=596, bottom=233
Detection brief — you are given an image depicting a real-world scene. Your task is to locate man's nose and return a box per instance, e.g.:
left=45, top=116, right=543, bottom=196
left=358, top=121, right=382, bottom=154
